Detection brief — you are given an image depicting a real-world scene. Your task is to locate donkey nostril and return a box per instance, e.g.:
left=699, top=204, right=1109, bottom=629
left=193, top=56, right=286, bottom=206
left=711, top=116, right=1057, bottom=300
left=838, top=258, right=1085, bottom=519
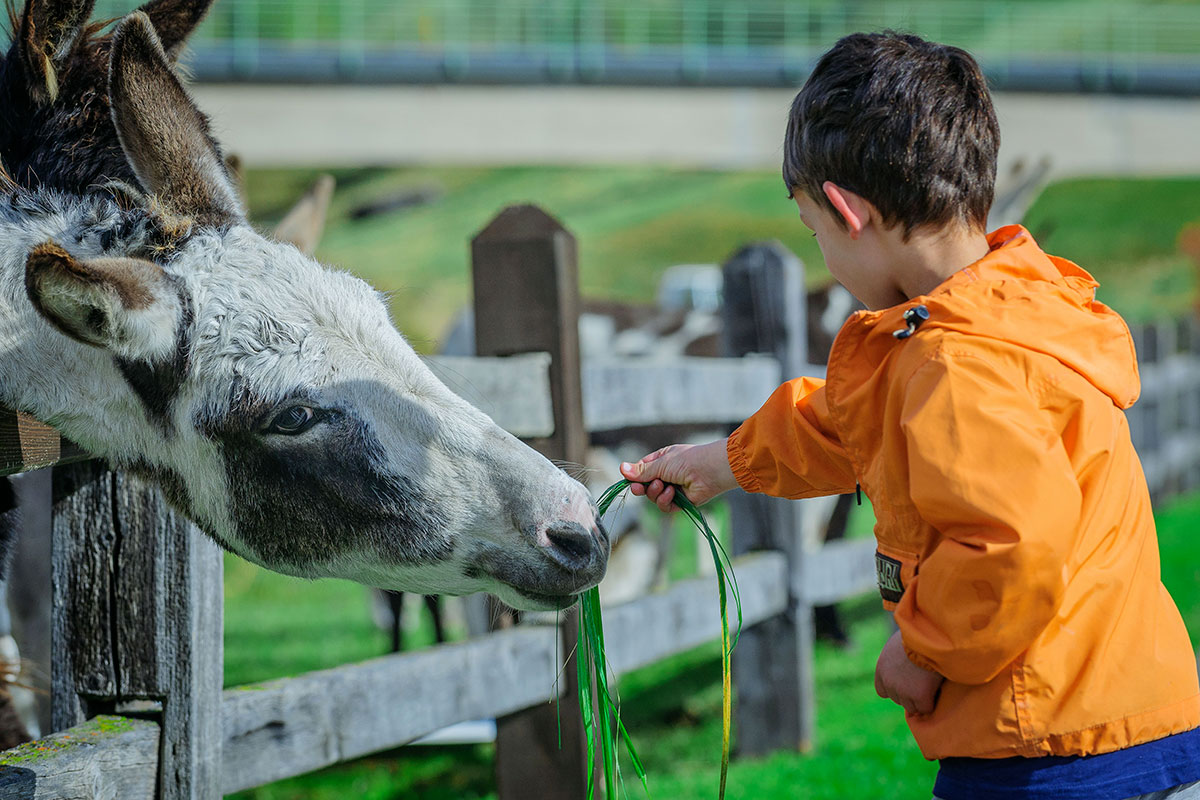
left=544, top=522, right=595, bottom=571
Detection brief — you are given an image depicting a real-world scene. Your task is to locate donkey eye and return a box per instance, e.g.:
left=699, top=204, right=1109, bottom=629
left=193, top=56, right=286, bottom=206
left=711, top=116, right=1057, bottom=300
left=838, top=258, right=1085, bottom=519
left=266, top=405, right=318, bottom=435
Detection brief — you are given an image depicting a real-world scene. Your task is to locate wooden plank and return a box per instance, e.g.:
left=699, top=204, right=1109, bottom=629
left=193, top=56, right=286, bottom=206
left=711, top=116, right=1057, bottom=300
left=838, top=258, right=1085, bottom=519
left=0, top=716, right=159, bottom=800
left=113, top=474, right=223, bottom=800
left=425, top=353, right=555, bottom=438
left=720, top=241, right=817, bottom=755
left=425, top=353, right=811, bottom=436
left=50, top=462, right=118, bottom=733
left=581, top=356, right=783, bottom=431
left=0, top=410, right=88, bottom=477
left=1135, top=345, right=1200, bottom=501
left=472, top=204, right=590, bottom=800
left=50, top=468, right=222, bottom=799
left=23, top=554, right=783, bottom=796
left=223, top=554, right=782, bottom=793
left=602, top=552, right=788, bottom=675
left=473, top=204, right=587, bottom=463
left=799, top=538, right=878, bottom=606
left=220, top=625, right=560, bottom=794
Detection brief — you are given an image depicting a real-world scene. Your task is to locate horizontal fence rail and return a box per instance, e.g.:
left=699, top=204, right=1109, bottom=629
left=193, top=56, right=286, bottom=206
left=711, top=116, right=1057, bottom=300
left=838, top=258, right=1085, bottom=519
left=0, top=411, right=87, bottom=477
left=82, top=0, right=1200, bottom=92
left=2, top=553, right=788, bottom=797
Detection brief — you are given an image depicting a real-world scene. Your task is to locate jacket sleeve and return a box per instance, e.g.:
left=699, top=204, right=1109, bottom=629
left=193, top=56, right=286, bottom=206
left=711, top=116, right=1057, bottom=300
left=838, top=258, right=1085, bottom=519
left=894, top=353, right=1082, bottom=686
left=726, top=376, right=858, bottom=499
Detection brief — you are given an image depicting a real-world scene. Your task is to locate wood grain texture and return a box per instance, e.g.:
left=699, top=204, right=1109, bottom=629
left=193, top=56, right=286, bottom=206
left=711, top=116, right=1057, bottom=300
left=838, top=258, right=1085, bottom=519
left=221, top=554, right=783, bottom=793
left=21, top=557, right=784, bottom=795
left=1129, top=318, right=1200, bottom=500
left=0, top=411, right=88, bottom=477
left=50, top=462, right=117, bottom=733
left=221, top=625, right=560, bottom=794
left=799, top=538, right=879, bottom=606
left=721, top=241, right=817, bottom=755
left=113, top=474, right=223, bottom=800
left=581, top=356, right=783, bottom=431
left=472, top=204, right=590, bottom=800
left=426, top=353, right=801, bottom=436
left=426, top=353, right=554, bottom=438
left=49, top=468, right=222, bottom=799
left=0, top=716, right=159, bottom=800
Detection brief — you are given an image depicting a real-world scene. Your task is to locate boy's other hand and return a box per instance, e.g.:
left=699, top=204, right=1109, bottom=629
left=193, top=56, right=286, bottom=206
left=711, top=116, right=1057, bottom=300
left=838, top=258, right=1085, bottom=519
left=620, top=439, right=737, bottom=512
left=875, top=629, right=945, bottom=717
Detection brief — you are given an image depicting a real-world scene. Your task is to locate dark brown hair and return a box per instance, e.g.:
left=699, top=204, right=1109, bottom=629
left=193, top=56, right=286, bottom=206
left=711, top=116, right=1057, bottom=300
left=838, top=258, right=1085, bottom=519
left=783, top=31, right=1000, bottom=237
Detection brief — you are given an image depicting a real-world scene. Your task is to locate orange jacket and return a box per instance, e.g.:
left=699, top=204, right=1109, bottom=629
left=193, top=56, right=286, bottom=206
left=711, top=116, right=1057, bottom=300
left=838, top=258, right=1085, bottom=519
left=727, top=225, right=1200, bottom=759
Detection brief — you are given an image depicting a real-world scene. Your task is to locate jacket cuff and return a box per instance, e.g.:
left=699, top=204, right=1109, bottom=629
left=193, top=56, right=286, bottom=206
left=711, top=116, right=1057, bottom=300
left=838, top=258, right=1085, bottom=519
left=903, top=643, right=941, bottom=675
left=726, top=425, right=764, bottom=494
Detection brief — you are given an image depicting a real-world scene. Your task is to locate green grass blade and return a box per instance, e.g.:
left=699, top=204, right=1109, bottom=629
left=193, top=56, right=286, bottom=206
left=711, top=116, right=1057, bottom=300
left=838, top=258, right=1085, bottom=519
left=585, top=479, right=741, bottom=800
left=576, top=603, right=597, bottom=798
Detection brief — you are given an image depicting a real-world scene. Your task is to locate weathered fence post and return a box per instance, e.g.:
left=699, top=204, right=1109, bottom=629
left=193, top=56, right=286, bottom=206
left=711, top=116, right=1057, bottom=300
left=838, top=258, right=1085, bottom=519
left=720, top=241, right=816, bottom=753
left=51, top=464, right=223, bottom=799
left=473, top=204, right=589, bottom=800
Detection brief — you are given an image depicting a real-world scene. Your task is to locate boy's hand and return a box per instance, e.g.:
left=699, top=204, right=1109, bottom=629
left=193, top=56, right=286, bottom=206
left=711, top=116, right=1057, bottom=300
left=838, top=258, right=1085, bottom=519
left=620, top=439, right=738, bottom=512
left=875, top=629, right=945, bottom=717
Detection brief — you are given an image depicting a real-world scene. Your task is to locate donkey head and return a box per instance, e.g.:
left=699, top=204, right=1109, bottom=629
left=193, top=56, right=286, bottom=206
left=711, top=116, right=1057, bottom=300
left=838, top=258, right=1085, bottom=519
left=19, top=12, right=609, bottom=610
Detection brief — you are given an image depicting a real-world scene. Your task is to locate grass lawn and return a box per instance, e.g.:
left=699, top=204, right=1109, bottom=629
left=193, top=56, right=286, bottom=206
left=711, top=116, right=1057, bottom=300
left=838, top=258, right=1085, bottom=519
left=242, top=167, right=1200, bottom=353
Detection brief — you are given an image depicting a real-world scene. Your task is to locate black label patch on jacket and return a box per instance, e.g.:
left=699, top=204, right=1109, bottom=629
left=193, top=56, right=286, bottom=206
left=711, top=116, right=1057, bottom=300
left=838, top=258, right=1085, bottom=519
left=876, top=552, right=904, bottom=603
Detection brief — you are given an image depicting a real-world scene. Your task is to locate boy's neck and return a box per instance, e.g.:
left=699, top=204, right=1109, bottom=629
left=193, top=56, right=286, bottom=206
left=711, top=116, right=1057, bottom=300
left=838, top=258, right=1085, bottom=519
left=886, top=224, right=992, bottom=303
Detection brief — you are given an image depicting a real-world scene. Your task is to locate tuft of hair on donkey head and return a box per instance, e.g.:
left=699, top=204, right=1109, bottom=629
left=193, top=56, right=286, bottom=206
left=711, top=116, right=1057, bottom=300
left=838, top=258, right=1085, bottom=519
left=3, top=11, right=609, bottom=610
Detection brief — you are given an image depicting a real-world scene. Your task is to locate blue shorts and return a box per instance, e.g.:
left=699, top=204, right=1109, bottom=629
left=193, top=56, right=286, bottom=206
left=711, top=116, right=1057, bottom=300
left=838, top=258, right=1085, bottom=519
left=933, top=727, right=1200, bottom=800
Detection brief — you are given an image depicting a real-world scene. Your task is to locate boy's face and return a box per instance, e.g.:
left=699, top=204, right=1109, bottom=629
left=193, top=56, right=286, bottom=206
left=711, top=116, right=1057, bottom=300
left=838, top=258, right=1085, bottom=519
left=793, top=190, right=904, bottom=311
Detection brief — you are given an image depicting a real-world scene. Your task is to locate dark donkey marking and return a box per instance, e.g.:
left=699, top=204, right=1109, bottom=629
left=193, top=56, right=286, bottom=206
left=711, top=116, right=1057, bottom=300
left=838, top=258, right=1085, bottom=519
left=204, top=391, right=452, bottom=571
left=115, top=283, right=193, bottom=430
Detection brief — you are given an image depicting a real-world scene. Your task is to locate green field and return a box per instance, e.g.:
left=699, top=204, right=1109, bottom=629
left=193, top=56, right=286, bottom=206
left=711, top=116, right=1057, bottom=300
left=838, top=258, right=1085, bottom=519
left=226, top=491, right=1200, bottom=800
left=225, top=169, right=1200, bottom=798
left=243, top=167, right=1200, bottom=353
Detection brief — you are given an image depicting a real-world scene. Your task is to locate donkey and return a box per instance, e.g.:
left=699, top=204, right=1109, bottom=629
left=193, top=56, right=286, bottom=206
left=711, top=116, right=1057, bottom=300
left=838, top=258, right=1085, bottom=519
left=0, top=8, right=609, bottom=611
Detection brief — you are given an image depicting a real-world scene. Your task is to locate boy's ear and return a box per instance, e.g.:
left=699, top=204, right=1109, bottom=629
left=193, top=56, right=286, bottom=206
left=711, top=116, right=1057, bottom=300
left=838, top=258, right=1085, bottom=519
left=25, top=242, right=184, bottom=362
left=822, top=181, right=871, bottom=238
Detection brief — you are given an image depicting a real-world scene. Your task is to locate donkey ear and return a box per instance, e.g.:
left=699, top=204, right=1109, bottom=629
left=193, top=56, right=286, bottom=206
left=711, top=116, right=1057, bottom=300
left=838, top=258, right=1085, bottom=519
left=136, top=0, right=217, bottom=61
left=16, top=0, right=96, bottom=104
left=25, top=242, right=184, bottom=361
left=273, top=174, right=335, bottom=256
left=108, top=11, right=243, bottom=226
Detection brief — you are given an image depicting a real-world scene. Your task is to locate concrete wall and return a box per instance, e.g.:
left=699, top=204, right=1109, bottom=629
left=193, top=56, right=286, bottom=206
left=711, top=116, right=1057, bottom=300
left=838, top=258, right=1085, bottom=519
left=193, top=84, right=1200, bottom=177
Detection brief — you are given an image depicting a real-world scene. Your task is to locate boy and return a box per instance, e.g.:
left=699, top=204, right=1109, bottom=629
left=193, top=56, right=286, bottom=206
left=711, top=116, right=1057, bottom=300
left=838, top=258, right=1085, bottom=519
left=620, top=32, right=1200, bottom=799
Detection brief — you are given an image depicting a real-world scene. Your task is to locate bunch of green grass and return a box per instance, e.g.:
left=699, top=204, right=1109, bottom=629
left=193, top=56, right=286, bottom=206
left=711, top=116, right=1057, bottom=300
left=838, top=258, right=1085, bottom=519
left=574, top=479, right=743, bottom=799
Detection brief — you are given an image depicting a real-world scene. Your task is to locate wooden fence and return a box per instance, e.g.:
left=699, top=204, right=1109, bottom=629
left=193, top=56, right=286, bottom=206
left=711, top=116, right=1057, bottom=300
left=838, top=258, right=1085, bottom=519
left=1, top=204, right=1197, bottom=799
left=1127, top=317, right=1200, bottom=503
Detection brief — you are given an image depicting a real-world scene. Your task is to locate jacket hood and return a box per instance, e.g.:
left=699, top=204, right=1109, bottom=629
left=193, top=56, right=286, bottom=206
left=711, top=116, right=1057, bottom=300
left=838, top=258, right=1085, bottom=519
left=911, top=225, right=1140, bottom=409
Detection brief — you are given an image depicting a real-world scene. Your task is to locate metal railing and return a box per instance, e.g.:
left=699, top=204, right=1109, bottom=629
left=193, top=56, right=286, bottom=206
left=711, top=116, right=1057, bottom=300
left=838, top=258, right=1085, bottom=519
left=89, top=1, right=1200, bottom=92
